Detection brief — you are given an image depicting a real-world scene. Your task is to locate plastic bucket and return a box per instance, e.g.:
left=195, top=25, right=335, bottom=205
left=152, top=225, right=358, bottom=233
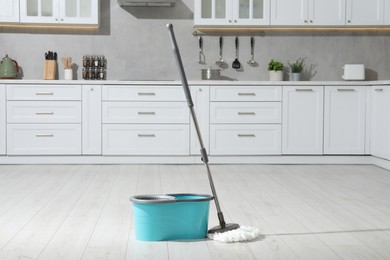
left=130, top=193, right=214, bottom=241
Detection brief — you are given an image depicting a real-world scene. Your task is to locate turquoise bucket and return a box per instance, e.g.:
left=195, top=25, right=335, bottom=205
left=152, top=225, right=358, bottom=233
left=130, top=193, right=214, bottom=241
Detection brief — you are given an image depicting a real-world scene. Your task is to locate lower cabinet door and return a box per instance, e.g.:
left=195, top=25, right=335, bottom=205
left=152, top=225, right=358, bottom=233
left=7, top=124, right=81, bottom=155
left=102, top=124, right=189, bottom=155
left=210, top=124, right=281, bottom=155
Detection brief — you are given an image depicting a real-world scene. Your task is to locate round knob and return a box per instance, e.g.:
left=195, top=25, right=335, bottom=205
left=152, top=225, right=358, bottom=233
left=304, top=20, right=308, bottom=23
left=348, top=20, right=351, bottom=23
left=234, top=20, right=237, bottom=23
left=229, top=20, right=232, bottom=23
left=310, top=20, right=313, bottom=23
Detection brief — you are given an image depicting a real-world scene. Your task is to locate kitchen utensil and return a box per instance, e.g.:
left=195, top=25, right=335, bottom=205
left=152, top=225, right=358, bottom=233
left=0, top=54, right=19, bottom=79
left=232, top=37, right=241, bottom=69
left=201, top=67, right=221, bottom=80
left=247, top=37, right=257, bottom=66
left=215, top=37, right=225, bottom=66
left=198, top=36, right=205, bottom=64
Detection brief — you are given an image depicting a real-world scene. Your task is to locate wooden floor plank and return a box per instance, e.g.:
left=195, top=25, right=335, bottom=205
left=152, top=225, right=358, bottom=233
left=36, top=165, right=119, bottom=260
left=81, top=165, right=139, bottom=260
left=0, top=165, right=95, bottom=259
left=0, top=165, right=75, bottom=250
left=0, top=164, right=389, bottom=260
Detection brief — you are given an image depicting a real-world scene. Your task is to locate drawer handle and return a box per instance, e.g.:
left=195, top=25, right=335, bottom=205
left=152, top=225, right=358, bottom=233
left=36, top=134, right=54, bottom=137
left=36, top=112, right=54, bottom=115
left=237, top=134, right=256, bottom=138
left=238, top=93, right=256, bottom=96
left=295, top=89, right=313, bottom=92
left=238, top=112, right=256, bottom=116
left=337, top=89, right=355, bottom=92
left=375, top=89, right=384, bottom=92
left=138, top=134, right=156, bottom=138
left=138, top=92, right=156, bottom=96
left=36, top=92, right=54, bottom=95
left=138, top=112, right=156, bottom=115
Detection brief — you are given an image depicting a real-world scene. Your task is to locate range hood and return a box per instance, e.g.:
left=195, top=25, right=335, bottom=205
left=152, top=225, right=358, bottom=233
left=118, top=0, right=175, bottom=7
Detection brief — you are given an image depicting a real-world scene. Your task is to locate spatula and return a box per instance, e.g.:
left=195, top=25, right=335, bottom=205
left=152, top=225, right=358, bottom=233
left=232, top=37, right=241, bottom=69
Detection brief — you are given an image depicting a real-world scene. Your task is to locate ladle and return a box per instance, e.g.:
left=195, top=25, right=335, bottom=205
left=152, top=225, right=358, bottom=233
left=215, top=37, right=225, bottom=66
left=247, top=37, right=257, bottom=66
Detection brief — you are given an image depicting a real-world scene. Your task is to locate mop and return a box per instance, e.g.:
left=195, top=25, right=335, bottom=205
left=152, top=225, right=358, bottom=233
left=167, top=23, right=260, bottom=243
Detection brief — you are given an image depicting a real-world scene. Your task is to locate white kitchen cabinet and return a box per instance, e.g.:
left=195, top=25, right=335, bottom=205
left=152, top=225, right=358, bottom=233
left=194, top=0, right=270, bottom=26
left=20, top=0, right=99, bottom=25
left=102, top=85, right=189, bottom=156
left=209, top=85, right=282, bottom=155
left=82, top=85, right=101, bottom=155
left=271, top=0, right=345, bottom=26
left=282, top=86, right=324, bottom=154
left=6, top=84, right=82, bottom=155
left=0, top=85, right=5, bottom=155
left=0, top=0, right=19, bottom=22
left=324, top=86, right=366, bottom=154
left=370, top=86, right=390, bottom=160
left=190, top=86, right=210, bottom=156
left=346, top=0, right=384, bottom=25
left=7, top=124, right=81, bottom=155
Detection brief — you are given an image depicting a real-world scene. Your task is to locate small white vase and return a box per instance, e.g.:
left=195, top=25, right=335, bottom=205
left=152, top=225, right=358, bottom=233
left=291, top=72, right=301, bottom=81
left=269, top=71, right=283, bottom=81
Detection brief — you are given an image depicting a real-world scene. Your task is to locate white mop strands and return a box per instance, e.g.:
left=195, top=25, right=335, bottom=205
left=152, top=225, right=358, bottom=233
left=208, top=226, right=260, bottom=243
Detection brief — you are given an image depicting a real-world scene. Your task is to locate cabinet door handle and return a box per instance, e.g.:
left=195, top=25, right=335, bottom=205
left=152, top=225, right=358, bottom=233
left=36, top=112, right=54, bottom=115
left=138, top=112, right=156, bottom=115
left=36, top=92, right=54, bottom=95
left=238, top=93, right=256, bottom=96
left=337, top=89, right=355, bottom=92
left=138, top=92, right=156, bottom=96
left=238, top=112, right=256, bottom=116
left=375, top=88, right=384, bottom=92
left=237, top=134, right=256, bottom=138
left=295, top=88, right=313, bottom=92
left=36, top=134, right=54, bottom=137
left=138, top=134, right=156, bottom=138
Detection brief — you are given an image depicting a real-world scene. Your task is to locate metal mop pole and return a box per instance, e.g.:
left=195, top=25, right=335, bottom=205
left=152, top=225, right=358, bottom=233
left=167, top=23, right=239, bottom=234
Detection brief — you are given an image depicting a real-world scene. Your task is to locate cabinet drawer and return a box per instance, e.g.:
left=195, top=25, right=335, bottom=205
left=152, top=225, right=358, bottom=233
left=7, top=101, right=81, bottom=123
left=102, top=85, right=185, bottom=101
left=103, top=124, right=189, bottom=155
left=210, top=86, right=282, bottom=101
left=7, top=85, right=81, bottom=101
left=210, top=124, right=281, bottom=155
left=7, top=124, right=81, bottom=155
left=210, top=102, right=281, bottom=124
left=102, top=102, right=189, bottom=124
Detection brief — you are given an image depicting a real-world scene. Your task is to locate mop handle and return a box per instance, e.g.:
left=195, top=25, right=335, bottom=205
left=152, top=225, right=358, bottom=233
left=167, top=23, right=225, bottom=219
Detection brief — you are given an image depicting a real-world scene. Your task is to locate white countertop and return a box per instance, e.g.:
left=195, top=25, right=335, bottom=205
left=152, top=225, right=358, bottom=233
left=1, top=79, right=390, bottom=86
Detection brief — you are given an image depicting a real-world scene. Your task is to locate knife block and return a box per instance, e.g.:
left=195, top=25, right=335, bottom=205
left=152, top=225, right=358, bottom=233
left=43, top=60, right=57, bottom=80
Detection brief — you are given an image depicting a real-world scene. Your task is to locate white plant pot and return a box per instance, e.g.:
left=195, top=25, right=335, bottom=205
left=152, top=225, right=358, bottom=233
left=291, top=72, right=301, bottom=81
left=269, top=70, right=283, bottom=81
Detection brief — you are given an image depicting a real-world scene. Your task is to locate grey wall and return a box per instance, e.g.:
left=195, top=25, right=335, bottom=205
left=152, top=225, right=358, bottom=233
left=1, top=0, right=390, bottom=81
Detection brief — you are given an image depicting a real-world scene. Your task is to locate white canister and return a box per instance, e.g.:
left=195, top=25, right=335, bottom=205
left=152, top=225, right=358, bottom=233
left=64, top=68, right=73, bottom=80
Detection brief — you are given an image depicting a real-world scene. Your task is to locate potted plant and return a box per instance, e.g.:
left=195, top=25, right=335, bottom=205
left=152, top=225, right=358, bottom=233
left=288, top=58, right=305, bottom=81
left=268, top=59, right=284, bottom=81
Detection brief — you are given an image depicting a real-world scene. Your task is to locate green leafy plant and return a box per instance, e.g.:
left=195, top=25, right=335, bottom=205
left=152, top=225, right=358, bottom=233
left=288, top=58, right=305, bottom=73
left=268, top=59, right=284, bottom=71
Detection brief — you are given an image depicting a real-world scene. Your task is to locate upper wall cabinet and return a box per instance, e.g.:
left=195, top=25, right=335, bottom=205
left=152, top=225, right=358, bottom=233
left=194, top=0, right=270, bottom=26
left=271, top=0, right=346, bottom=26
left=346, top=0, right=384, bottom=25
left=19, top=0, right=100, bottom=25
left=194, top=0, right=390, bottom=27
left=0, top=0, right=19, bottom=22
